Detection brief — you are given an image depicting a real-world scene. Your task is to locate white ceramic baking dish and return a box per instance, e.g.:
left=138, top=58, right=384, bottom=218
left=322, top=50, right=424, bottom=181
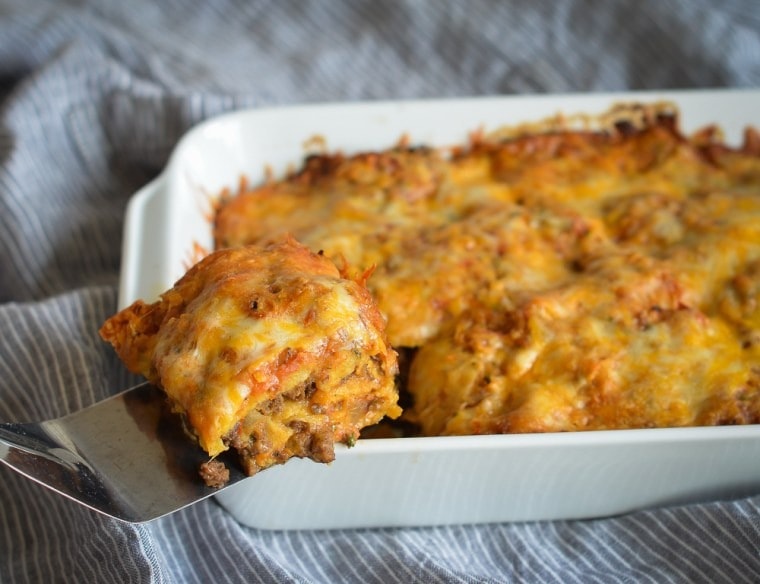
left=120, top=89, right=760, bottom=530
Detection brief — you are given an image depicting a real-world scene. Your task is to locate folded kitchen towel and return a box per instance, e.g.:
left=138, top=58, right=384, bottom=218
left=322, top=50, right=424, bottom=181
left=1, top=1, right=759, bottom=582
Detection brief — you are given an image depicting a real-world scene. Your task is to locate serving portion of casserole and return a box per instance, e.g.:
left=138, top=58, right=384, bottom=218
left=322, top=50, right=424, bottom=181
left=214, top=103, right=760, bottom=436
left=100, top=238, right=400, bottom=484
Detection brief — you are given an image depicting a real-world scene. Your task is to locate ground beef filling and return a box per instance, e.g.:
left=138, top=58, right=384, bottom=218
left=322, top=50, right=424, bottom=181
left=200, top=373, right=371, bottom=486
left=199, top=460, right=230, bottom=489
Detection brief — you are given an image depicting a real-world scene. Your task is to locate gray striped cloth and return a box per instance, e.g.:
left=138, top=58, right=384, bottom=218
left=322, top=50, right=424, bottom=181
left=1, top=1, right=759, bottom=582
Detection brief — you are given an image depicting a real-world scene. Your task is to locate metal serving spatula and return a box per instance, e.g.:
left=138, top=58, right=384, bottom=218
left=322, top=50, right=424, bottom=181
left=0, top=382, right=248, bottom=522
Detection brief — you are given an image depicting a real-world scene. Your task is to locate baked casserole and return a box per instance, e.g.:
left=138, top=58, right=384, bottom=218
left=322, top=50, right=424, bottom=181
left=102, top=102, right=760, bottom=485
left=214, top=103, right=760, bottom=437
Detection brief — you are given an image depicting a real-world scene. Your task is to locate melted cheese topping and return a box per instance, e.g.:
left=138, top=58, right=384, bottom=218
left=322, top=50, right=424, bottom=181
left=215, top=105, right=760, bottom=436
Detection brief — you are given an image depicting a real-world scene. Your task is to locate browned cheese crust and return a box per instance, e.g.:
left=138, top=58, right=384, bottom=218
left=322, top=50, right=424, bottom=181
left=214, top=104, right=760, bottom=437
